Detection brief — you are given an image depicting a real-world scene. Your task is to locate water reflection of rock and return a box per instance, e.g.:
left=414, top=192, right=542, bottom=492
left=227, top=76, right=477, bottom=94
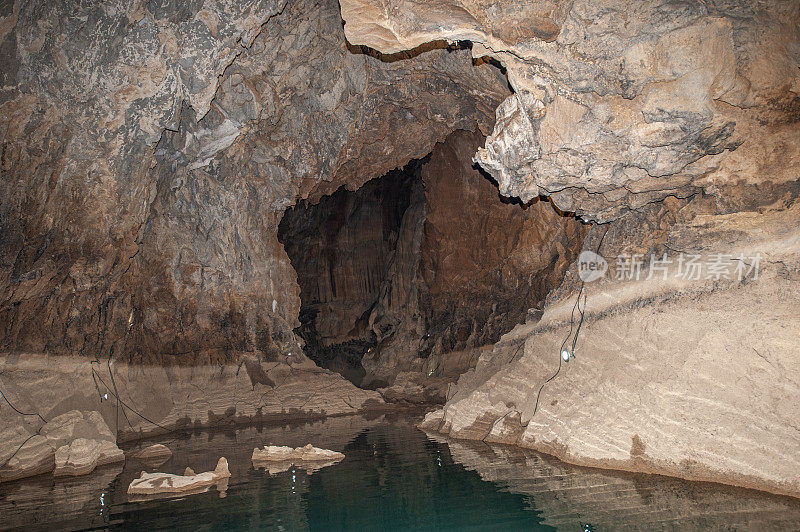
left=432, top=434, right=800, bottom=530
left=0, top=462, right=123, bottom=530
left=114, top=414, right=382, bottom=499
left=253, top=459, right=343, bottom=475
left=0, top=414, right=384, bottom=530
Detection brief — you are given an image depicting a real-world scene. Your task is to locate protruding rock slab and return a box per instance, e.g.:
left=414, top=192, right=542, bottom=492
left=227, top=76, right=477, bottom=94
left=127, top=457, right=230, bottom=500
left=252, top=444, right=345, bottom=475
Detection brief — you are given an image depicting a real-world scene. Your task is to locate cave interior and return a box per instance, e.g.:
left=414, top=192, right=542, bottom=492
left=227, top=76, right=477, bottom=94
left=278, top=129, right=585, bottom=390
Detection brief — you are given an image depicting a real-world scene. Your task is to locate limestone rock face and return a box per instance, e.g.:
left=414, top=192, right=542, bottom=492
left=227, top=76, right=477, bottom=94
left=417, top=129, right=585, bottom=354
left=0, top=352, right=384, bottom=451
left=0, top=0, right=508, bottom=361
left=425, top=200, right=800, bottom=497
left=340, top=0, right=800, bottom=221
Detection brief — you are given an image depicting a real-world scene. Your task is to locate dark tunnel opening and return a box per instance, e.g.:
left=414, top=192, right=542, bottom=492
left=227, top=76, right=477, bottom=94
left=278, top=129, right=587, bottom=392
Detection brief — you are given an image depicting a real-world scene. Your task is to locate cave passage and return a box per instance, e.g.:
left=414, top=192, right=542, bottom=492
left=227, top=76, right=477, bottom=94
left=278, top=157, right=425, bottom=385
left=278, top=129, right=586, bottom=388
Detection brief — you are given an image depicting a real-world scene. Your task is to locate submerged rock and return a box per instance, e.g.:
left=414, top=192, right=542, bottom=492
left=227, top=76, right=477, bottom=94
left=129, top=444, right=173, bottom=468
left=127, top=457, right=230, bottom=499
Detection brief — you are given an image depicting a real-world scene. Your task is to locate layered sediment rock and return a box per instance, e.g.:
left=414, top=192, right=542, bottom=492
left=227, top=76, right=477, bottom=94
left=0, top=352, right=383, bottom=445
left=422, top=200, right=800, bottom=497
left=1, top=409, right=124, bottom=481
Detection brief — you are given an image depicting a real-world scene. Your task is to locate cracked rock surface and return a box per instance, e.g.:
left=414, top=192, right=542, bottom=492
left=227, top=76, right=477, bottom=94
left=340, top=0, right=800, bottom=220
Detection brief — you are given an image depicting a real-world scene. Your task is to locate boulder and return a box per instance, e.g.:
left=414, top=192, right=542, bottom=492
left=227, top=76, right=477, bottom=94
left=0, top=410, right=122, bottom=482
left=0, top=432, right=56, bottom=482
left=130, top=444, right=173, bottom=467
left=53, top=438, right=124, bottom=477
left=41, top=410, right=116, bottom=449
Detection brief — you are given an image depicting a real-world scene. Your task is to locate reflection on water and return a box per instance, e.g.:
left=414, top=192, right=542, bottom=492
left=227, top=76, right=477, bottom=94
left=0, top=413, right=798, bottom=531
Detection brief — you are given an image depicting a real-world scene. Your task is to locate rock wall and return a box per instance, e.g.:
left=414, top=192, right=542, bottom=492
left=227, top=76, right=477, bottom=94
left=341, top=0, right=800, bottom=496
left=422, top=199, right=800, bottom=497
left=417, top=129, right=585, bottom=356
left=0, top=350, right=383, bottom=462
left=0, top=0, right=508, bottom=362
left=341, top=0, right=800, bottom=220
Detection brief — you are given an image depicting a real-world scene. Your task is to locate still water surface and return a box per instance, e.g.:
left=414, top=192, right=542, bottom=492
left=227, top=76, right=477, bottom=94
left=1, top=413, right=799, bottom=530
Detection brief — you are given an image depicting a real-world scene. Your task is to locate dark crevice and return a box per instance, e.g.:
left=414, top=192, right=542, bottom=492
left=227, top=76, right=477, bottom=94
left=278, top=129, right=586, bottom=390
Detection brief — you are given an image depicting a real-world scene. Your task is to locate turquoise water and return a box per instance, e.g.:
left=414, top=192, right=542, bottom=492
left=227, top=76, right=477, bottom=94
left=1, top=414, right=799, bottom=530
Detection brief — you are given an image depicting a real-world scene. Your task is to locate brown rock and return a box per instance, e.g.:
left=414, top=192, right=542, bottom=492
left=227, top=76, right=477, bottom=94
left=53, top=438, right=124, bottom=477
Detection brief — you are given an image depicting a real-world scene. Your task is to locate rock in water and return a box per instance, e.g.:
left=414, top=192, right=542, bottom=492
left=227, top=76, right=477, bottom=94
left=252, top=444, right=345, bottom=462
left=1, top=410, right=123, bottom=482
left=131, top=444, right=172, bottom=460
left=130, top=444, right=173, bottom=467
left=53, top=439, right=124, bottom=477
left=127, top=457, right=230, bottom=499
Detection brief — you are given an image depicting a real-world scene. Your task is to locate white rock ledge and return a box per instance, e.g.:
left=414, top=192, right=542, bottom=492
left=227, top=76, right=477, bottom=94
left=252, top=444, right=345, bottom=463
left=127, top=457, right=230, bottom=499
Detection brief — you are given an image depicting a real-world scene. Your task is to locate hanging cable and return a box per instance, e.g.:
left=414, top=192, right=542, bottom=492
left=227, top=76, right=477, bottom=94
left=0, top=386, right=46, bottom=424
left=530, top=224, right=610, bottom=419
